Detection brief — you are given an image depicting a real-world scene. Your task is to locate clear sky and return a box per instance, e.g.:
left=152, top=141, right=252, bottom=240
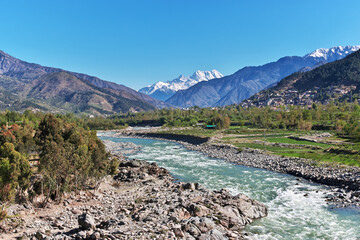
left=0, top=0, right=359, bottom=90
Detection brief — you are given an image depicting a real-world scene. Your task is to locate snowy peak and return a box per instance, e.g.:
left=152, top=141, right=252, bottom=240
left=191, top=70, right=223, bottom=81
left=139, top=70, right=223, bottom=101
left=305, top=45, right=360, bottom=62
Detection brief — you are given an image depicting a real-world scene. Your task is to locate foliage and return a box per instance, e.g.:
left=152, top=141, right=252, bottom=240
left=35, top=114, right=111, bottom=204
left=0, top=205, right=6, bottom=221
left=109, top=102, right=360, bottom=142
left=208, top=115, right=230, bottom=129
left=0, top=111, right=115, bottom=208
left=0, top=143, right=30, bottom=202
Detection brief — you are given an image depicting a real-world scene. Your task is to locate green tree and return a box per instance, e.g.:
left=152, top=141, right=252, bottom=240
left=0, top=143, right=30, bottom=202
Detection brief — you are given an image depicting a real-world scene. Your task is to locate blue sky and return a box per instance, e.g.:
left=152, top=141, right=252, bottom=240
left=0, top=0, right=359, bottom=90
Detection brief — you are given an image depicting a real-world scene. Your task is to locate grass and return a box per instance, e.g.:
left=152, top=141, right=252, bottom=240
left=266, top=137, right=331, bottom=148
left=234, top=142, right=310, bottom=153
left=222, top=125, right=360, bottom=167
left=225, top=126, right=303, bottom=135
left=233, top=142, right=360, bottom=167
left=157, top=125, right=360, bottom=167
left=158, top=128, right=219, bottom=138
left=222, top=133, right=292, bottom=140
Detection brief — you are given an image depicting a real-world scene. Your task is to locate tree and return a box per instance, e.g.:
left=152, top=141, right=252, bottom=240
left=209, top=115, right=231, bottom=129
left=35, top=114, right=112, bottom=204
left=0, top=143, right=30, bottom=202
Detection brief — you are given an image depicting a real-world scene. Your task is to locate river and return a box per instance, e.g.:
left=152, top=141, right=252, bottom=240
left=98, top=134, right=360, bottom=240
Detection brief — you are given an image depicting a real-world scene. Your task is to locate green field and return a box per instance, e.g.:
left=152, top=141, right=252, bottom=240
left=266, top=137, right=331, bottom=148
left=158, top=128, right=219, bottom=138
left=160, top=126, right=360, bottom=167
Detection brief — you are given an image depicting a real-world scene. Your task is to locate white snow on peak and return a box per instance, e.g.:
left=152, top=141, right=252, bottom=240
left=139, top=70, right=223, bottom=95
left=305, top=45, right=360, bottom=61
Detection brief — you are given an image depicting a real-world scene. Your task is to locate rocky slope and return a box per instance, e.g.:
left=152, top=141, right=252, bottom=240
left=20, top=72, right=155, bottom=113
left=241, top=49, right=360, bottom=107
left=166, top=46, right=360, bottom=108
left=139, top=70, right=223, bottom=101
left=0, top=50, right=167, bottom=113
left=1, top=147, right=267, bottom=239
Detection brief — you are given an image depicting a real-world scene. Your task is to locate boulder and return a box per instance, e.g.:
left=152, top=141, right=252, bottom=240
left=78, top=213, right=95, bottom=230
left=173, top=227, right=185, bottom=237
left=174, top=207, right=191, bottom=220
left=184, top=217, right=216, bottom=234
left=199, top=229, right=227, bottom=240
left=183, top=182, right=196, bottom=190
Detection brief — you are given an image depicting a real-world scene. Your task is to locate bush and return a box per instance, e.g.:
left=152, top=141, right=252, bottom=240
left=209, top=115, right=231, bottom=129
left=0, top=143, right=30, bottom=202
left=35, top=114, right=111, bottom=204
left=0, top=206, right=6, bottom=221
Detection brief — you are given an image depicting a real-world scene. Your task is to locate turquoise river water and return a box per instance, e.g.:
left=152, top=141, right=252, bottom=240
left=98, top=134, right=360, bottom=240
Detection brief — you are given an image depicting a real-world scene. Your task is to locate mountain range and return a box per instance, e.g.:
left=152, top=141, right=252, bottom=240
left=1, top=45, right=359, bottom=114
left=139, top=70, right=223, bottom=101
left=164, top=46, right=360, bottom=108
left=241, top=48, right=360, bottom=107
left=0, top=50, right=167, bottom=114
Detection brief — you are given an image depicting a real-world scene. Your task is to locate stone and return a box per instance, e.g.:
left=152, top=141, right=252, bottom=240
left=173, top=227, right=185, bottom=237
left=199, top=229, right=226, bottom=240
left=174, top=207, right=191, bottom=220
left=76, top=231, right=87, bottom=239
left=78, top=213, right=95, bottom=230
left=183, top=183, right=196, bottom=191
left=182, top=223, right=201, bottom=237
left=34, top=231, right=46, bottom=240
left=90, top=231, right=101, bottom=240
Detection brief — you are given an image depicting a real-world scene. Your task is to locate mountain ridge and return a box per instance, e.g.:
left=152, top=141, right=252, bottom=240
left=0, top=50, right=168, bottom=113
left=165, top=46, right=360, bottom=108
left=20, top=72, right=155, bottom=113
left=139, top=70, right=223, bottom=101
left=241, top=49, right=360, bottom=107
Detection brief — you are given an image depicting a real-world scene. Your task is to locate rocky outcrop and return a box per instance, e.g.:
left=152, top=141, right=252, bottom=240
left=1, top=157, right=267, bottom=239
left=102, top=139, right=141, bottom=155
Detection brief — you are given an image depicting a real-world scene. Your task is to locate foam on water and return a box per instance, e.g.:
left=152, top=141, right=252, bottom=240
left=100, top=136, right=360, bottom=239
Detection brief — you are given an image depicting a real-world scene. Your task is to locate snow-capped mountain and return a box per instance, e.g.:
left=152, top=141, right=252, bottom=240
left=304, top=45, right=360, bottom=62
left=166, top=45, right=360, bottom=108
left=139, top=70, right=223, bottom=101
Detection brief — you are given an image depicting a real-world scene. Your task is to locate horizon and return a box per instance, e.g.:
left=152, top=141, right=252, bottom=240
left=1, top=0, right=360, bottom=90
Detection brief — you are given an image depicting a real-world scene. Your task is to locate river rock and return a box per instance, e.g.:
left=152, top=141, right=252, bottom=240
left=183, top=182, right=197, bottom=190
left=173, top=226, right=185, bottom=237
left=199, top=229, right=227, bottom=240
left=1, top=142, right=268, bottom=239
left=78, top=213, right=95, bottom=230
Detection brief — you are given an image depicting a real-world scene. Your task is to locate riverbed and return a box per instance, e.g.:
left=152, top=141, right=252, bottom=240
left=98, top=134, right=360, bottom=239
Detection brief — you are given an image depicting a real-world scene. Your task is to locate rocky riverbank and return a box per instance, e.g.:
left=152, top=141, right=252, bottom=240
left=114, top=130, right=360, bottom=208
left=0, top=147, right=267, bottom=239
